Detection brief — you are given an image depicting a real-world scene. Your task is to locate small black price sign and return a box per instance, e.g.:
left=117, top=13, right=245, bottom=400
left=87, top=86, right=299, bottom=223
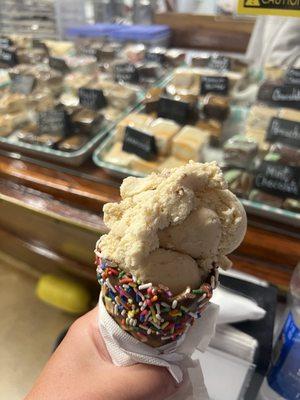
left=207, top=55, right=231, bottom=71
left=200, top=76, right=229, bottom=95
left=266, top=117, right=300, bottom=148
left=258, top=82, right=300, bottom=110
left=78, top=87, right=107, bottom=110
left=123, top=126, right=157, bottom=161
left=38, top=109, right=70, bottom=136
left=49, top=57, right=69, bottom=73
left=157, top=97, right=190, bottom=124
left=0, top=47, right=18, bottom=66
left=81, top=47, right=101, bottom=60
left=11, top=74, right=36, bottom=95
left=254, top=161, right=300, bottom=198
left=0, top=37, right=13, bottom=48
left=145, top=49, right=165, bottom=64
left=285, top=68, right=300, bottom=85
left=114, top=63, right=139, bottom=84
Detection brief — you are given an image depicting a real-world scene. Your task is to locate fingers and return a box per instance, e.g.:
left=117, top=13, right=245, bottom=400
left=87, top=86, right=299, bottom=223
left=113, top=363, right=178, bottom=400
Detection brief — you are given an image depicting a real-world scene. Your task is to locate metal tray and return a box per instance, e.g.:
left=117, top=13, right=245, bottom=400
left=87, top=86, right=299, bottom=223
left=93, top=134, right=300, bottom=228
left=0, top=94, right=145, bottom=167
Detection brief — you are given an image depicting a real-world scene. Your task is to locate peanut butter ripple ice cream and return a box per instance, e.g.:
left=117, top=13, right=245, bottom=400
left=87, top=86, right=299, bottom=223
left=95, top=161, right=246, bottom=346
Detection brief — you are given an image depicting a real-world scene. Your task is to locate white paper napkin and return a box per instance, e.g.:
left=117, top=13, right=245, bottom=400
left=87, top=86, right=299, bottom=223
left=98, top=294, right=219, bottom=400
left=213, top=286, right=266, bottom=325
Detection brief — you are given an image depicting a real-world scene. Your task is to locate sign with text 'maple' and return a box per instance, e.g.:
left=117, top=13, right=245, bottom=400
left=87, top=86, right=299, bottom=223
left=237, top=0, right=300, bottom=17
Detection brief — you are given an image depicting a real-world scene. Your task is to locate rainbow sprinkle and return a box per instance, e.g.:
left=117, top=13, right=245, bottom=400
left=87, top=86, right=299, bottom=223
left=96, top=256, right=218, bottom=345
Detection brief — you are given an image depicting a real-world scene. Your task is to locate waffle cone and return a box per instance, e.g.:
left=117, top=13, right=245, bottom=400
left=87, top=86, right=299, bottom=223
left=96, top=256, right=218, bottom=347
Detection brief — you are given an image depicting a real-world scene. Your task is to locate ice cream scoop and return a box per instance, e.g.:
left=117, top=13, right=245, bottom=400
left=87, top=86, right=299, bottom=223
left=98, top=161, right=246, bottom=294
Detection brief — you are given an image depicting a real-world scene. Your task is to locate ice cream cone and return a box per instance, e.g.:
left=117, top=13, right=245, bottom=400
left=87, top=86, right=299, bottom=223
left=96, top=254, right=218, bottom=347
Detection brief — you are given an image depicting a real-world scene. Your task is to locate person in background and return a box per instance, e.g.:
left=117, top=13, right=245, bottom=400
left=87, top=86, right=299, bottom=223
left=246, top=16, right=300, bottom=69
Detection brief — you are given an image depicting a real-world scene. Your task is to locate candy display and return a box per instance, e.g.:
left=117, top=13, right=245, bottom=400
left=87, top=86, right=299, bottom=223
left=0, top=40, right=154, bottom=165
left=95, top=162, right=247, bottom=346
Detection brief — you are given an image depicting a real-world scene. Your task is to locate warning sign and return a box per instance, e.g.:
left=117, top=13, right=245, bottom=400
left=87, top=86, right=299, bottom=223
left=238, top=0, right=300, bottom=17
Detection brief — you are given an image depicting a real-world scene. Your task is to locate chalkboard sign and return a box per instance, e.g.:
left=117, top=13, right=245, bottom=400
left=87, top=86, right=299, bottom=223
left=11, top=74, right=36, bottom=95
left=207, top=55, right=231, bottom=71
left=49, top=57, right=69, bottom=73
left=258, top=83, right=300, bottom=110
left=123, top=126, right=157, bottom=160
left=200, top=76, right=229, bottom=95
left=285, top=68, right=300, bottom=85
left=0, top=47, right=18, bottom=67
left=0, top=37, right=13, bottom=48
left=78, top=87, right=106, bottom=110
left=114, top=63, right=139, bottom=84
left=81, top=47, right=101, bottom=60
left=254, top=161, right=300, bottom=198
left=266, top=117, right=300, bottom=148
left=38, top=109, right=70, bottom=136
left=145, top=49, right=165, bottom=64
left=157, top=97, right=190, bottom=124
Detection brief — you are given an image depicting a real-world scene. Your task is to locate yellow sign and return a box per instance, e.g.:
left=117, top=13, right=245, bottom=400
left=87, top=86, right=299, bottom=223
left=238, top=0, right=300, bottom=17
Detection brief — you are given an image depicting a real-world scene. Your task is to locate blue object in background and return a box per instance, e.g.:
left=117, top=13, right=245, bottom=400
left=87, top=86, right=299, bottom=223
left=65, top=23, right=170, bottom=46
left=65, top=23, right=123, bottom=38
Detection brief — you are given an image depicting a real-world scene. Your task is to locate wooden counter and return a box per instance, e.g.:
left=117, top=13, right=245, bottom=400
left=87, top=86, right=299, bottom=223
left=0, top=153, right=299, bottom=293
left=154, top=13, right=254, bottom=52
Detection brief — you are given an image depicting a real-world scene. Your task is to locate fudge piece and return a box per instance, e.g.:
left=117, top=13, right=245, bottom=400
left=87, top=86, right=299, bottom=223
left=148, top=118, right=180, bottom=156
left=29, top=90, right=55, bottom=112
left=245, top=129, right=270, bottom=154
left=35, top=134, right=63, bottom=148
left=224, top=169, right=253, bottom=198
left=72, top=109, right=103, bottom=136
left=124, top=44, right=145, bottom=63
left=165, top=49, right=186, bottom=66
left=103, top=142, right=136, bottom=168
left=0, top=112, right=29, bottom=137
left=264, top=65, right=284, bottom=81
left=64, top=72, right=93, bottom=94
left=265, top=143, right=300, bottom=167
left=0, top=92, right=27, bottom=114
left=145, top=47, right=166, bottom=64
left=136, top=62, right=162, bottom=84
left=130, top=157, right=162, bottom=174
left=196, top=118, right=222, bottom=146
left=115, top=113, right=154, bottom=142
left=223, top=135, right=258, bottom=168
left=63, top=55, right=98, bottom=74
left=9, top=123, right=38, bottom=141
left=278, top=108, right=300, bottom=123
left=249, top=189, right=283, bottom=208
left=59, top=92, right=80, bottom=109
left=58, top=134, right=88, bottom=152
left=246, top=104, right=278, bottom=131
left=105, top=85, right=137, bottom=110
left=167, top=69, right=200, bottom=96
left=35, top=68, right=63, bottom=96
left=157, top=156, right=185, bottom=171
left=171, top=125, right=209, bottom=161
left=282, top=198, right=300, bottom=213
left=202, top=94, right=230, bottom=121
left=143, top=87, right=163, bottom=114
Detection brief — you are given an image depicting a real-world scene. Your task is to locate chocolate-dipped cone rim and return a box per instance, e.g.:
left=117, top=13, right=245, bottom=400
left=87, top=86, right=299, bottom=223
left=96, top=255, right=219, bottom=347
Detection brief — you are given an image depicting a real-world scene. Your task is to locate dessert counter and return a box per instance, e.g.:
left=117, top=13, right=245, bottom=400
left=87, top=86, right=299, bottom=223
left=0, top=151, right=298, bottom=293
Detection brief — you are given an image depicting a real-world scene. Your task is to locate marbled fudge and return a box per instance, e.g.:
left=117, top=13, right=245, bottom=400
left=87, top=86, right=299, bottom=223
left=171, top=125, right=209, bottom=161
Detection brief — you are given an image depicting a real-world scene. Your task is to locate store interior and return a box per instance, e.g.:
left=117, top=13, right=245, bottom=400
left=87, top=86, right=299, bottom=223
left=0, top=1, right=299, bottom=400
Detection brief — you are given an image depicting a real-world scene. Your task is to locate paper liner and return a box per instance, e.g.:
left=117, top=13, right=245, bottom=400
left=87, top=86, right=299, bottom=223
left=96, top=255, right=218, bottom=347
